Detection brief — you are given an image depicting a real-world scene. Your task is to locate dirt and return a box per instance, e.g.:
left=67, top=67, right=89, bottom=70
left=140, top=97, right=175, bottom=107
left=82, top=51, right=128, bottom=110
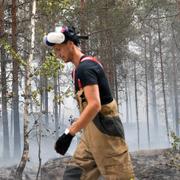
left=132, top=149, right=180, bottom=180
left=0, top=148, right=179, bottom=180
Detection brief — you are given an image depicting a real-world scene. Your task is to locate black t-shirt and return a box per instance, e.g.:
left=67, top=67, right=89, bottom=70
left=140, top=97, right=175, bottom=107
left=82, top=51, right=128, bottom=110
left=74, top=56, right=113, bottom=105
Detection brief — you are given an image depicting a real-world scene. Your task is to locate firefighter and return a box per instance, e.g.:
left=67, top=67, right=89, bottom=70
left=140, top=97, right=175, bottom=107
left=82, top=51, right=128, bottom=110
left=44, top=26, right=135, bottom=180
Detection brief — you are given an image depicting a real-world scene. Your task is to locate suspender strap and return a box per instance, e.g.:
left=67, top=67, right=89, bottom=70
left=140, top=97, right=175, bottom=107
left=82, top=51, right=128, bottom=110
left=80, top=56, right=103, bottom=68
left=72, top=56, right=103, bottom=89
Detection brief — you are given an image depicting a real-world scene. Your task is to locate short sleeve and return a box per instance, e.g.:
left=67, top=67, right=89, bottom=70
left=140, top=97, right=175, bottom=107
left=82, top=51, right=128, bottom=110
left=77, top=63, right=98, bottom=88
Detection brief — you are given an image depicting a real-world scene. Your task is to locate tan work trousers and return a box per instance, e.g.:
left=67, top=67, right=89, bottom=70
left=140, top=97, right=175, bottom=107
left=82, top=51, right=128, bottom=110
left=63, top=117, right=135, bottom=180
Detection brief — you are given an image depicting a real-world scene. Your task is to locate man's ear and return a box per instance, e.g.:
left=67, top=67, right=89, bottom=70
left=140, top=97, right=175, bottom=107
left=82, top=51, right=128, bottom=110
left=67, top=40, right=74, bottom=46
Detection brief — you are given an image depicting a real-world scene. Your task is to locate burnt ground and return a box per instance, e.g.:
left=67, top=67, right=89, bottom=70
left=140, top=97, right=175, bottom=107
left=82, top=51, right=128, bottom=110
left=0, top=148, right=179, bottom=180
left=131, top=149, right=180, bottom=180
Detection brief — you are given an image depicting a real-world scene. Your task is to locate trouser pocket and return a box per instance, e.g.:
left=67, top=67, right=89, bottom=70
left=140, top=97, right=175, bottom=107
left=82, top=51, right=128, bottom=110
left=93, top=113, right=125, bottom=139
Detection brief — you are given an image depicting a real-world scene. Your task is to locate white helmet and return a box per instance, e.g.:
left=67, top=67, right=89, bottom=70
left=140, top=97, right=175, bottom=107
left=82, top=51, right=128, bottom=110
left=43, top=26, right=81, bottom=46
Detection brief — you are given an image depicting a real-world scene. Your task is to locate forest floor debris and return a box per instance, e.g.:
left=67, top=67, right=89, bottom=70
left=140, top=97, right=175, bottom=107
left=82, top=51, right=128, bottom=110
left=0, top=148, right=179, bottom=180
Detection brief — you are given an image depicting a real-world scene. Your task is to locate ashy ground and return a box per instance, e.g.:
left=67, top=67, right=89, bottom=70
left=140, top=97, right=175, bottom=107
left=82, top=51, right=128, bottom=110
left=0, top=148, right=179, bottom=180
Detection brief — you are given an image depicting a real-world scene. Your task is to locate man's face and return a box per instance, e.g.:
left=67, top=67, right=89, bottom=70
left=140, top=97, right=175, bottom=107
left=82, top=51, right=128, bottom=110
left=53, top=42, right=73, bottom=63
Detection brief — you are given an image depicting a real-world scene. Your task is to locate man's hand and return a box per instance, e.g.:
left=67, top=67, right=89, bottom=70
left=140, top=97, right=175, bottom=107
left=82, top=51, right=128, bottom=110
left=55, top=129, right=74, bottom=155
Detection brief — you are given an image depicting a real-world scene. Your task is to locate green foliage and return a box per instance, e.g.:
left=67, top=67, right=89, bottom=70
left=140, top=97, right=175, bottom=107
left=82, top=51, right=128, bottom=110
left=0, top=36, right=26, bottom=66
left=137, top=0, right=175, bottom=17
left=38, top=0, right=72, bottom=16
left=35, top=53, right=64, bottom=78
left=31, top=90, right=41, bottom=106
left=139, top=0, right=170, bottom=8
left=80, top=0, right=136, bottom=63
left=170, top=131, right=180, bottom=151
left=53, top=87, right=74, bottom=104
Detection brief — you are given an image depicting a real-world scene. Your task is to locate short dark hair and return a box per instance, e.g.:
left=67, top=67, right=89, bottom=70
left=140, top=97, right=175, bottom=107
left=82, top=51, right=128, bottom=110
left=61, top=26, right=80, bottom=46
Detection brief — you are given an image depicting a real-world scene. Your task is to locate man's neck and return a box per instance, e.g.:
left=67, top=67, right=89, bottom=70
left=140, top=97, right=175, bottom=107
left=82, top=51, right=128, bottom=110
left=72, top=48, right=85, bottom=67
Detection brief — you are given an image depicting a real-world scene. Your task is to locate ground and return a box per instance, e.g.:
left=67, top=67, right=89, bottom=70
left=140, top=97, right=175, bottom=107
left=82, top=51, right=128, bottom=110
left=0, top=148, right=179, bottom=179
left=131, top=149, right=180, bottom=180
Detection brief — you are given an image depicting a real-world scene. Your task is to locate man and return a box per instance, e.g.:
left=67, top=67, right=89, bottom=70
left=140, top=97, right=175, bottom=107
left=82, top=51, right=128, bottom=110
left=44, top=26, right=135, bottom=180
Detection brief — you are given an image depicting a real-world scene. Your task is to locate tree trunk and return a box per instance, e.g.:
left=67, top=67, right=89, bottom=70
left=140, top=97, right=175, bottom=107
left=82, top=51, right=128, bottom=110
left=127, top=64, right=133, bottom=124
left=144, top=35, right=150, bottom=148
left=36, top=114, right=42, bottom=180
left=44, top=77, right=49, bottom=125
left=0, top=1, right=10, bottom=159
left=157, top=7, right=169, bottom=142
left=166, top=50, right=175, bottom=133
left=58, top=71, right=62, bottom=125
left=125, top=73, right=129, bottom=124
left=171, top=43, right=179, bottom=136
left=149, top=32, right=159, bottom=139
left=54, top=76, right=59, bottom=139
left=96, top=1, right=115, bottom=95
left=177, top=0, right=180, bottom=20
left=39, top=28, right=48, bottom=123
left=15, top=0, right=36, bottom=178
left=106, top=32, right=115, bottom=96
left=40, top=64, right=49, bottom=126
left=134, top=59, right=140, bottom=149
left=113, top=45, right=119, bottom=108
left=80, top=0, right=86, bottom=53
left=12, top=0, right=21, bottom=158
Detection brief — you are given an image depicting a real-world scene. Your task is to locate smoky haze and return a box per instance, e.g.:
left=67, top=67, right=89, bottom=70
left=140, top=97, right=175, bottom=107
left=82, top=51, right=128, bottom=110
left=0, top=99, right=170, bottom=169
